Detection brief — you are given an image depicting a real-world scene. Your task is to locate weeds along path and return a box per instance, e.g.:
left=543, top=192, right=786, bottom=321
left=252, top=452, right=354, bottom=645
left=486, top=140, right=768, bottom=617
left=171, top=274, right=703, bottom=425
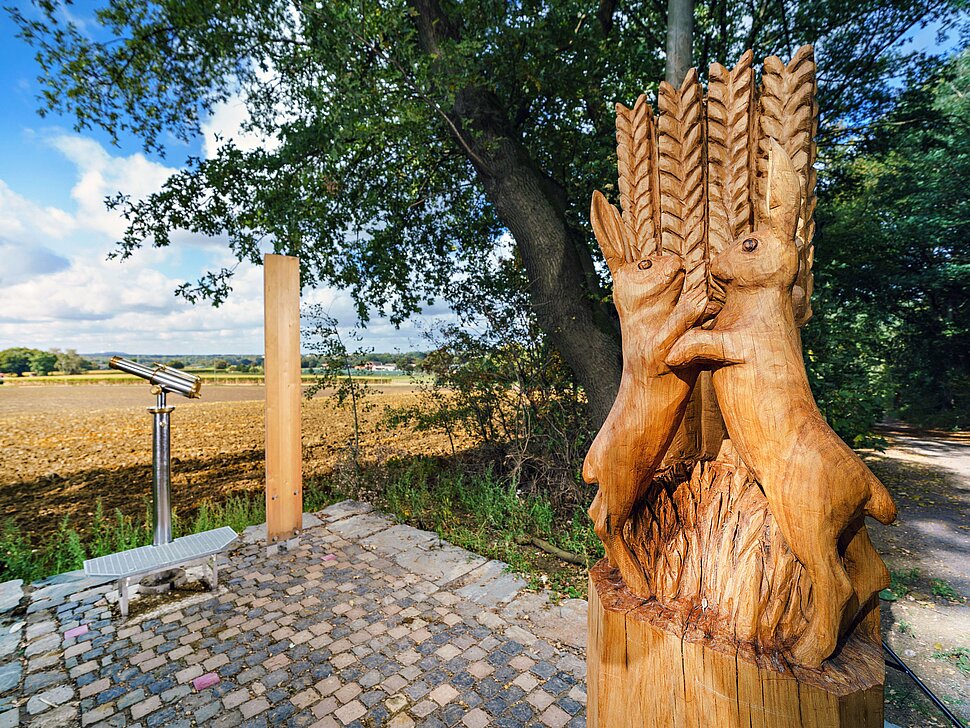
left=863, top=429, right=970, bottom=727
left=0, top=384, right=460, bottom=542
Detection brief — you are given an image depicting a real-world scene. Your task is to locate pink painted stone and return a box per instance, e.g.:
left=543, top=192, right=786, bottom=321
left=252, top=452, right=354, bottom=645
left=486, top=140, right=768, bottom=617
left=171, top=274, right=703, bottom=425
left=192, top=672, right=220, bottom=691
left=323, top=554, right=337, bottom=562
left=63, top=625, right=88, bottom=639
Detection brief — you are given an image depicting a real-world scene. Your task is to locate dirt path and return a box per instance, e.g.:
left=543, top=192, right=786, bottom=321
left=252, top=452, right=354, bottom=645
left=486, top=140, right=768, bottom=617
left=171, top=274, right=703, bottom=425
left=864, top=429, right=970, bottom=727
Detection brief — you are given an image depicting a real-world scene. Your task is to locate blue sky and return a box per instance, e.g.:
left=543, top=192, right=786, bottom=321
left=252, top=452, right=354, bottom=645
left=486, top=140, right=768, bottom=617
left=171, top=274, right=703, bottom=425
left=0, top=3, right=453, bottom=355
left=0, top=4, right=961, bottom=355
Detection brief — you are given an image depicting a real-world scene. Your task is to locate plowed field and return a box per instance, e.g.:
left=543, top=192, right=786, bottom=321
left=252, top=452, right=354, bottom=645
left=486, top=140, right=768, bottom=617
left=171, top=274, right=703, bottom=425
left=0, top=383, right=458, bottom=540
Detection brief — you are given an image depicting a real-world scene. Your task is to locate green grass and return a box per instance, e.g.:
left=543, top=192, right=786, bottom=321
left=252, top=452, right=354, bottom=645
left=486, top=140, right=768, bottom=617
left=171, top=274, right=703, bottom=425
left=932, top=646, right=970, bottom=676
left=0, top=484, right=343, bottom=583
left=880, top=567, right=921, bottom=601
left=335, top=456, right=602, bottom=597
left=1, top=453, right=598, bottom=599
left=930, top=578, right=963, bottom=602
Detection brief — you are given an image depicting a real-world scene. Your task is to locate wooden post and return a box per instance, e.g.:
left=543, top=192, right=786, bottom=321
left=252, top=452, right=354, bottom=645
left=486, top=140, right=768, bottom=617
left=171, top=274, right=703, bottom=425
left=264, top=254, right=303, bottom=543
left=588, top=560, right=886, bottom=728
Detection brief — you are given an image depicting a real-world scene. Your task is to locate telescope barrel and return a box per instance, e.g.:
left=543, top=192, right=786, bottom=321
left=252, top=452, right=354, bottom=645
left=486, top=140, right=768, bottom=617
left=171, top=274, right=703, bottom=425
left=109, top=356, right=201, bottom=398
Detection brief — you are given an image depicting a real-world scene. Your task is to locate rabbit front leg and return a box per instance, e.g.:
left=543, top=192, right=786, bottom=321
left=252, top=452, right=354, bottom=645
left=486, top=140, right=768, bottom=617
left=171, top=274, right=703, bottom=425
left=656, top=286, right=711, bottom=353
left=666, top=329, right=744, bottom=369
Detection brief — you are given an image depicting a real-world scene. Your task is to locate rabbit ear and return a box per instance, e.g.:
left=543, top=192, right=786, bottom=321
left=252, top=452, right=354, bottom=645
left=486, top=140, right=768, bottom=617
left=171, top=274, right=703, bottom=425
left=591, top=190, right=626, bottom=274
left=763, top=139, right=802, bottom=243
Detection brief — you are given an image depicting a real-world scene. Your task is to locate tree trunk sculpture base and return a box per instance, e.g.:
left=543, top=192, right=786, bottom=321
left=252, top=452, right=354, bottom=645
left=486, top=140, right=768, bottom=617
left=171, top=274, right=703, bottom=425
left=587, top=560, right=885, bottom=727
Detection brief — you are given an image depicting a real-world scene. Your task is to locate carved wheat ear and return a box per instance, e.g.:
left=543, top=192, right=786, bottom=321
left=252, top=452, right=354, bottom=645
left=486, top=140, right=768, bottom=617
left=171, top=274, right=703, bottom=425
left=764, top=140, right=801, bottom=244
left=616, top=95, right=661, bottom=260
left=707, top=50, right=755, bottom=259
left=658, top=68, right=707, bottom=297
left=591, top=190, right=627, bottom=274
left=759, top=44, right=817, bottom=325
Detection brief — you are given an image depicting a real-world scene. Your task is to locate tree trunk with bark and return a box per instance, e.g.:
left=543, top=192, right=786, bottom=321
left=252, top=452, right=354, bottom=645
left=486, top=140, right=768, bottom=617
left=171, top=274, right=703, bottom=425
left=409, top=0, right=623, bottom=429
left=666, top=0, right=696, bottom=85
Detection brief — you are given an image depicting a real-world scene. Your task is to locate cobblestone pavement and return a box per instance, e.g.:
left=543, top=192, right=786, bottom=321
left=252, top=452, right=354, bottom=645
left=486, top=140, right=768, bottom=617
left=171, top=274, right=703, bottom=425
left=0, top=500, right=589, bottom=727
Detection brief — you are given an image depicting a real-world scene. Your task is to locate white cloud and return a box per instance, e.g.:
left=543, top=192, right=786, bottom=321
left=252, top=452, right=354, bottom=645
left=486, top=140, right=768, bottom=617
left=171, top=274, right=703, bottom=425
left=200, top=96, right=280, bottom=160
left=49, top=135, right=176, bottom=239
left=0, top=133, right=447, bottom=354
left=0, top=180, right=75, bottom=242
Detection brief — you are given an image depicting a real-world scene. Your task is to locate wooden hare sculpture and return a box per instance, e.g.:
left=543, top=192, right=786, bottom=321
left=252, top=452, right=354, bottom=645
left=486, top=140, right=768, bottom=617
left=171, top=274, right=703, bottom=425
left=665, top=141, right=897, bottom=667
left=583, top=190, right=708, bottom=596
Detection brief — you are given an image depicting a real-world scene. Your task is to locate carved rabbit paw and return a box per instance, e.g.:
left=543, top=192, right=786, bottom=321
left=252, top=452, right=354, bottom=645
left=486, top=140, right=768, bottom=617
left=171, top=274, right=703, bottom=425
left=683, top=287, right=710, bottom=326
left=665, top=332, right=700, bottom=369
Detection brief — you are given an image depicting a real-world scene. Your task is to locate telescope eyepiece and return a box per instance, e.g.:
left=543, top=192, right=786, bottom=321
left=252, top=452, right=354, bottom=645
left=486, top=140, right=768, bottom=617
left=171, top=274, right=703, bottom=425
left=109, top=356, right=202, bottom=399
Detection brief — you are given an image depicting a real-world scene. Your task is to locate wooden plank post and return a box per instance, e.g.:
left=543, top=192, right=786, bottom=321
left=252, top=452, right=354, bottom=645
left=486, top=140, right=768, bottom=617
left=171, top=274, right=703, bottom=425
left=264, top=254, right=303, bottom=543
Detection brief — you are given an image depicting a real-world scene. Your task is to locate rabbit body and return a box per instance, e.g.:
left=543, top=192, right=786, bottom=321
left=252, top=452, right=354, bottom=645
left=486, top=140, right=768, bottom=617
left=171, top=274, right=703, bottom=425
left=665, top=143, right=896, bottom=667
left=582, top=191, right=707, bottom=596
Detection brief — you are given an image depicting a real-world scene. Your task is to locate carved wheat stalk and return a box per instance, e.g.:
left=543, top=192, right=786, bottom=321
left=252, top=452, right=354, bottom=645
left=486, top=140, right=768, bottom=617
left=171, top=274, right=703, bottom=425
left=616, top=95, right=661, bottom=258
left=658, top=68, right=707, bottom=296
left=759, top=44, right=817, bottom=326
left=707, top=50, right=755, bottom=260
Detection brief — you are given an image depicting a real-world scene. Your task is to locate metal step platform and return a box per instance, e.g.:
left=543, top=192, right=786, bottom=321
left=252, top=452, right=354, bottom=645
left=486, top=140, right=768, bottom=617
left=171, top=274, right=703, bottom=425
left=84, top=526, right=237, bottom=616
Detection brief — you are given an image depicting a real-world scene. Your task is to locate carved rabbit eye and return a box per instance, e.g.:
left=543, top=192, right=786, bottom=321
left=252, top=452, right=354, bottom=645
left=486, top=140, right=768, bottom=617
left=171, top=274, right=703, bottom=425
left=637, top=260, right=653, bottom=270
left=742, top=238, right=758, bottom=252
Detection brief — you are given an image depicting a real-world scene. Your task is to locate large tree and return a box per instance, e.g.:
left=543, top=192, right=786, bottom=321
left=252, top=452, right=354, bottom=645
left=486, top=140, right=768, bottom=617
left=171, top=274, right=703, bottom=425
left=12, top=0, right=957, bottom=426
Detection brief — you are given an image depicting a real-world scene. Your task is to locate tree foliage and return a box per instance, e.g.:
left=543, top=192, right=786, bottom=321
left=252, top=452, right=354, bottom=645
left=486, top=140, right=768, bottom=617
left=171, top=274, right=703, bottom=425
left=10, top=0, right=964, bottom=431
left=807, top=48, right=970, bottom=432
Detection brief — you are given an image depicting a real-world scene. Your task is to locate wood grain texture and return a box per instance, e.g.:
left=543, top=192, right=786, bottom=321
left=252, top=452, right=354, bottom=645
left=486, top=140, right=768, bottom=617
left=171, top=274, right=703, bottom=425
left=586, top=50, right=888, bottom=686
left=666, top=143, right=896, bottom=667
left=587, top=560, right=885, bottom=728
left=584, top=190, right=709, bottom=596
left=759, top=44, right=817, bottom=326
left=658, top=68, right=708, bottom=297
left=707, top=50, right=755, bottom=263
left=264, top=254, right=304, bottom=543
left=584, top=190, right=708, bottom=596
left=616, top=95, right=661, bottom=258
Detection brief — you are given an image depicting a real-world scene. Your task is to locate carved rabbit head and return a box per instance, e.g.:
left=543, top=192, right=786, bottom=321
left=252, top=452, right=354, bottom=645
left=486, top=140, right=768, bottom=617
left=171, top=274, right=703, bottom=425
left=711, top=140, right=801, bottom=290
left=591, top=190, right=685, bottom=318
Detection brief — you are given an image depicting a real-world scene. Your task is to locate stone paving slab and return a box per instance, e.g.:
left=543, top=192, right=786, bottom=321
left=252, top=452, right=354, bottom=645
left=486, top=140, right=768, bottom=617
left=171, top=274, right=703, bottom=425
left=319, top=500, right=374, bottom=523
left=361, top=525, right=439, bottom=554
left=451, top=561, right=529, bottom=608
left=0, top=581, right=22, bottom=615
left=0, top=501, right=589, bottom=727
left=242, top=513, right=325, bottom=545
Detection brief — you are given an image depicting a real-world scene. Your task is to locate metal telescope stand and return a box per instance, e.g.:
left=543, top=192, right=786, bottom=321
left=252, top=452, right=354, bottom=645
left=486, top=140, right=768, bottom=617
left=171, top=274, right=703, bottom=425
left=84, top=369, right=237, bottom=617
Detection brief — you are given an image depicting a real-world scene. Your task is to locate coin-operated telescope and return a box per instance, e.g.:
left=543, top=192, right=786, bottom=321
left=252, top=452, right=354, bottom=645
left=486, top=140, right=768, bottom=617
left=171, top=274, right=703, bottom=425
left=85, top=356, right=236, bottom=618
left=109, top=357, right=202, bottom=545
left=109, top=356, right=202, bottom=399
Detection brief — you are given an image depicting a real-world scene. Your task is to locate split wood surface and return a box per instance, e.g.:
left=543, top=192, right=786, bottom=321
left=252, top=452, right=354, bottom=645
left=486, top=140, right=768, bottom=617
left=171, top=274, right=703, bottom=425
left=264, top=254, right=304, bottom=542
left=587, top=560, right=886, bottom=728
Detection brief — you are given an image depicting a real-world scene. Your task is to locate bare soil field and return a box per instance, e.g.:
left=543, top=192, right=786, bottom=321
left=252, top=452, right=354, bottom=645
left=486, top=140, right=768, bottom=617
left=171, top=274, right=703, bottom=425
left=0, top=383, right=455, bottom=541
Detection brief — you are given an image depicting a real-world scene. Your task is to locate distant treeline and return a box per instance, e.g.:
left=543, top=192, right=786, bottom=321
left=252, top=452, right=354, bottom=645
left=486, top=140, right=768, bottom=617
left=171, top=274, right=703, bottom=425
left=0, top=348, right=429, bottom=376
